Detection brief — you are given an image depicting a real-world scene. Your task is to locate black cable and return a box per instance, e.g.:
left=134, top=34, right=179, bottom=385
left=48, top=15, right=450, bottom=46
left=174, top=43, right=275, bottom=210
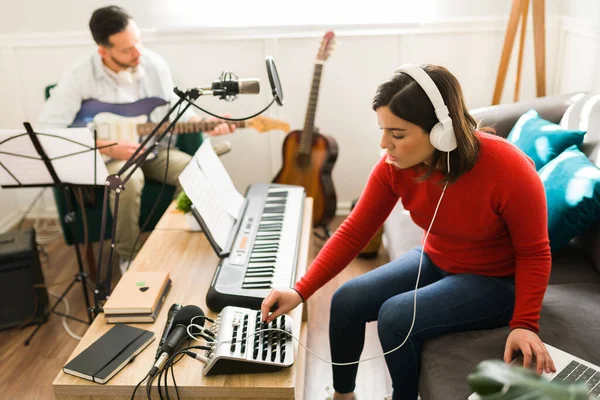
left=159, top=353, right=171, bottom=400
left=162, top=360, right=170, bottom=400
left=170, top=359, right=180, bottom=400
left=183, top=92, right=276, bottom=122
left=158, top=345, right=212, bottom=400
left=126, top=103, right=181, bottom=270
left=157, top=345, right=186, bottom=399
left=157, top=367, right=165, bottom=400
left=157, top=340, right=189, bottom=400
left=130, top=371, right=150, bottom=400
left=162, top=350, right=187, bottom=400
left=146, top=374, right=153, bottom=399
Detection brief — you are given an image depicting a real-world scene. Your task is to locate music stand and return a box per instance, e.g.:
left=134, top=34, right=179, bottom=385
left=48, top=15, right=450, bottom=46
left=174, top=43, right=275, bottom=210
left=0, top=123, right=111, bottom=345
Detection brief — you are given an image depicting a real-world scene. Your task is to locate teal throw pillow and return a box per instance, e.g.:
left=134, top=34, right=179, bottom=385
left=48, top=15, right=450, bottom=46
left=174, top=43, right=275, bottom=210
left=507, top=109, right=586, bottom=170
left=538, top=145, right=600, bottom=251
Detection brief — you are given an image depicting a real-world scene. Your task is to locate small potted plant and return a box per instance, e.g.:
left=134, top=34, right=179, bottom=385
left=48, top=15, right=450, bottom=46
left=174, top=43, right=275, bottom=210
left=468, top=360, right=589, bottom=399
left=176, top=191, right=202, bottom=231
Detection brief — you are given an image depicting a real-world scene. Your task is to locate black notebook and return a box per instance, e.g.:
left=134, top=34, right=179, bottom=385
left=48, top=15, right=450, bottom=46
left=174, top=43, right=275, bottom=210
left=63, top=324, right=155, bottom=384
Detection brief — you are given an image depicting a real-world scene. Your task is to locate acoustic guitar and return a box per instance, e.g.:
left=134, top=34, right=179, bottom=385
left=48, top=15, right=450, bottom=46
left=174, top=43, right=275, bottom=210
left=70, top=97, right=290, bottom=161
left=273, top=31, right=339, bottom=233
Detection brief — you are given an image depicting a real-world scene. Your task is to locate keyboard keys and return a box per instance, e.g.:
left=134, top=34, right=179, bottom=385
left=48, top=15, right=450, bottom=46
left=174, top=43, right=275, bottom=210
left=239, top=186, right=303, bottom=291
left=550, top=359, right=600, bottom=398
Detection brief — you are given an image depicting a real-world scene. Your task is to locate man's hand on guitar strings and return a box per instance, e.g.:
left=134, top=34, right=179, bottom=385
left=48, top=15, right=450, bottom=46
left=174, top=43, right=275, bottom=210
left=189, top=114, right=237, bottom=136
left=97, top=139, right=139, bottom=161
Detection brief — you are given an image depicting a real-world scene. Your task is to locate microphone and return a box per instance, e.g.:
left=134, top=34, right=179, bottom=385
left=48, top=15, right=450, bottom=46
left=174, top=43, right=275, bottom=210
left=150, top=305, right=205, bottom=376
left=198, top=71, right=260, bottom=100
left=155, top=303, right=182, bottom=360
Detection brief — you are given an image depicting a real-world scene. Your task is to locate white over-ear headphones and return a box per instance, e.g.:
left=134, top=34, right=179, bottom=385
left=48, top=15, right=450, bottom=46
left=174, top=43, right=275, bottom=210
left=394, top=63, right=457, bottom=152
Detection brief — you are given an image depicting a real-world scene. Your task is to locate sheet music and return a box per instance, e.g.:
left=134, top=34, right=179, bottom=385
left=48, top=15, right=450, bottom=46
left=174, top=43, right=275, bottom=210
left=195, top=138, right=244, bottom=218
left=179, top=157, right=234, bottom=250
left=37, top=127, right=109, bottom=185
left=0, top=130, right=53, bottom=185
left=0, top=128, right=108, bottom=186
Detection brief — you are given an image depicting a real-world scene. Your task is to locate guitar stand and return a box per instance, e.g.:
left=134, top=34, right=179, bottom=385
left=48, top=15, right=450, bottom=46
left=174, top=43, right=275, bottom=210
left=313, top=225, right=332, bottom=240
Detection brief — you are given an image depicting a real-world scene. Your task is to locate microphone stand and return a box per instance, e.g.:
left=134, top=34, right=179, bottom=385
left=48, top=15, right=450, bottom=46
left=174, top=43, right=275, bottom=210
left=91, top=87, right=201, bottom=316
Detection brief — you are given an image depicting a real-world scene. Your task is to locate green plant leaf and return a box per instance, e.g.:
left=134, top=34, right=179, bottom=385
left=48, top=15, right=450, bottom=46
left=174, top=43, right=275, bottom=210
left=468, top=360, right=589, bottom=400
left=176, top=191, right=192, bottom=213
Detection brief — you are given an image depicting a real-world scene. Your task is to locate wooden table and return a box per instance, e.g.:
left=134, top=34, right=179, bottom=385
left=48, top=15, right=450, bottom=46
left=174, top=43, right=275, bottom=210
left=53, top=198, right=313, bottom=399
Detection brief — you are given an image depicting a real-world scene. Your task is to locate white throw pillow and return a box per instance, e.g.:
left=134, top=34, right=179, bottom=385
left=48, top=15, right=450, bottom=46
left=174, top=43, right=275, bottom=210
left=559, top=93, right=600, bottom=167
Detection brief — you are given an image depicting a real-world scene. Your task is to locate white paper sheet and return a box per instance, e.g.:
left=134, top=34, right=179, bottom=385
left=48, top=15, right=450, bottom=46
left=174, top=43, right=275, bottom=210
left=178, top=158, right=234, bottom=250
left=195, top=138, right=244, bottom=218
left=0, top=127, right=108, bottom=187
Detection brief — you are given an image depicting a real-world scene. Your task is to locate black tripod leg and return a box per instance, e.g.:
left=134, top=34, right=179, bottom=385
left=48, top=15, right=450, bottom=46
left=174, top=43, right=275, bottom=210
left=24, top=277, right=83, bottom=345
left=62, top=186, right=92, bottom=322
left=47, top=277, right=90, bottom=323
left=24, top=186, right=93, bottom=346
left=24, top=323, right=43, bottom=346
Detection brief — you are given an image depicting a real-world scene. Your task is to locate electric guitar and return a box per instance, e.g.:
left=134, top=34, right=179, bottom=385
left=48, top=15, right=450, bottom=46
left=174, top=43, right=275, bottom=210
left=272, top=31, right=338, bottom=231
left=70, top=97, right=290, bottom=161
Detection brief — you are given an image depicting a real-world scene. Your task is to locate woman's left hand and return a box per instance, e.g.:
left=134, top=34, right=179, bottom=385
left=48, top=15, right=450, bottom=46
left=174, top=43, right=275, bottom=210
left=504, top=328, right=557, bottom=374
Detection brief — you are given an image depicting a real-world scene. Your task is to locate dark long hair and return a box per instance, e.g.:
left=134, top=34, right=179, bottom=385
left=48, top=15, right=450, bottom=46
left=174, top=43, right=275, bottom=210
left=373, top=64, right=484, bottom=184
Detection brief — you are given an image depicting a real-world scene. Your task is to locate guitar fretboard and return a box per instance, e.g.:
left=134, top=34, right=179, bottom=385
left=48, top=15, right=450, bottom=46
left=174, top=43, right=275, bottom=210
left=137, top=119, right=248, bottom=136
left=300, top=62, right=324, bottom=155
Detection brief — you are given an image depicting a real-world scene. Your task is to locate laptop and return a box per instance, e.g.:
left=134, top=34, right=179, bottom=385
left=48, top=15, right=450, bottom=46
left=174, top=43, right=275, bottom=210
left=468, top=343, right=600, bottom=399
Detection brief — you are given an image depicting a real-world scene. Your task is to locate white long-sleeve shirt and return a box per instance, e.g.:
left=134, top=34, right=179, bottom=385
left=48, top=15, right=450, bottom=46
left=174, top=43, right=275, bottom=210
left=38, top=48, right=198, bottom=128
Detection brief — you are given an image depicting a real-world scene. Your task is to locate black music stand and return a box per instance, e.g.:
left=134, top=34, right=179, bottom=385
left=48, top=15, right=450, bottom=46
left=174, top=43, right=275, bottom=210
left=0, top=123, right=113, bottom=345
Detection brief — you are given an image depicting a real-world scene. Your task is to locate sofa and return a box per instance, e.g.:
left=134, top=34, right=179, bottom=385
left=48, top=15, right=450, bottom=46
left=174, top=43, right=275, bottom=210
left=382, top=93, right=600, bottom=399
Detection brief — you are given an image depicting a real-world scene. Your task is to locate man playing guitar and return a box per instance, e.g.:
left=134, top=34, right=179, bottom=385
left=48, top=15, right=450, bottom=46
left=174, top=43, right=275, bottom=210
left=38, top=6, right=236, bottom=273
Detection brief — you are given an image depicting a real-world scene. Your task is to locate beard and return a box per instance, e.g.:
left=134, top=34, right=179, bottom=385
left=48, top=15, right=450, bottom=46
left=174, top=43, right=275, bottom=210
left=109, top=52, right=140, bottom=70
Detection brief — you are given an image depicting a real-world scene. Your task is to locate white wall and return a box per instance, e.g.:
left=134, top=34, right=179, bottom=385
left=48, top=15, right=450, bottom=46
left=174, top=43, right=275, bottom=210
left=0, top=1, right=563, bottom=34
left=0, top=0, right=589, bottom=231
left=556, top=0, right=600, bottom=95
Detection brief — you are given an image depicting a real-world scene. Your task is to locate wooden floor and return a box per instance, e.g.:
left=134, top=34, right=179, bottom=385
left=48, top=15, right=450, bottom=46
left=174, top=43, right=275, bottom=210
left=0, top=216, right=392, bottom=399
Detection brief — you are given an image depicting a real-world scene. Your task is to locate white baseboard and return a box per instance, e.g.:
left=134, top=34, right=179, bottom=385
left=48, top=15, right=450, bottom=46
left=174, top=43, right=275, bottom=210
left=0, top=204, right=59, bottom=234
left=336, top=201, right=352, bottom=216
left=30, top=205, right=59, bottom=220
left=0, top=209, right=23, bottom=234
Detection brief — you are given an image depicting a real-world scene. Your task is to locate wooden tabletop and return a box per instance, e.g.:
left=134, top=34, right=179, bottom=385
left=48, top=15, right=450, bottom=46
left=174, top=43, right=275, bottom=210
left=53, top=198, right=313, bottom=399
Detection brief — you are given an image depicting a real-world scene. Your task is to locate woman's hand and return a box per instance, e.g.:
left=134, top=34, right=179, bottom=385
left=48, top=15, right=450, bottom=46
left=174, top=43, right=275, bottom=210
left=504, top=328, right=556, bottom=374
left=260, top=288, right=303, bottom=323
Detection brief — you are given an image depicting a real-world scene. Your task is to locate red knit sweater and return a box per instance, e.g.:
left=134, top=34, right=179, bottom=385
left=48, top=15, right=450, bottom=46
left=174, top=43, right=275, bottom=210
left=295, top=131, right=551, bottom=332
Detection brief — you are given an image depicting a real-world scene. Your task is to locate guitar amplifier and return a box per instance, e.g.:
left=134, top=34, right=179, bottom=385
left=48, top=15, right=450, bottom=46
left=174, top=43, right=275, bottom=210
left=0, top=229, right=49, bottom=330
left=202, top=306, right=294, bottom=375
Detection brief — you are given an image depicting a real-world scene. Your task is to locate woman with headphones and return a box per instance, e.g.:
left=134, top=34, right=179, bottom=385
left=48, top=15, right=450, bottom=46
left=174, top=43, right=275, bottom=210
left=261, top=64, right=555, bottom=400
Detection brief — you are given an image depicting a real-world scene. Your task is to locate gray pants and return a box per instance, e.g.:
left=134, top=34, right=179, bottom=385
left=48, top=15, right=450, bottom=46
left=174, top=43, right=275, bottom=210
left=106, top=148, right=192, bottom=260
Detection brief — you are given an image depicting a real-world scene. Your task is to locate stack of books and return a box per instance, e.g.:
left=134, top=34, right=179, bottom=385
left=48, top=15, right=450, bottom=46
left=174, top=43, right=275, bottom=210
left=103, top=271, right=171, bottom=323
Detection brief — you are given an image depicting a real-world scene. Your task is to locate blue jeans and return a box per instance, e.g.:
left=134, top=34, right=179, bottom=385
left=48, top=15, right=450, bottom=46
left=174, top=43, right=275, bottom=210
left=329, top=247, right=516, bottom=400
